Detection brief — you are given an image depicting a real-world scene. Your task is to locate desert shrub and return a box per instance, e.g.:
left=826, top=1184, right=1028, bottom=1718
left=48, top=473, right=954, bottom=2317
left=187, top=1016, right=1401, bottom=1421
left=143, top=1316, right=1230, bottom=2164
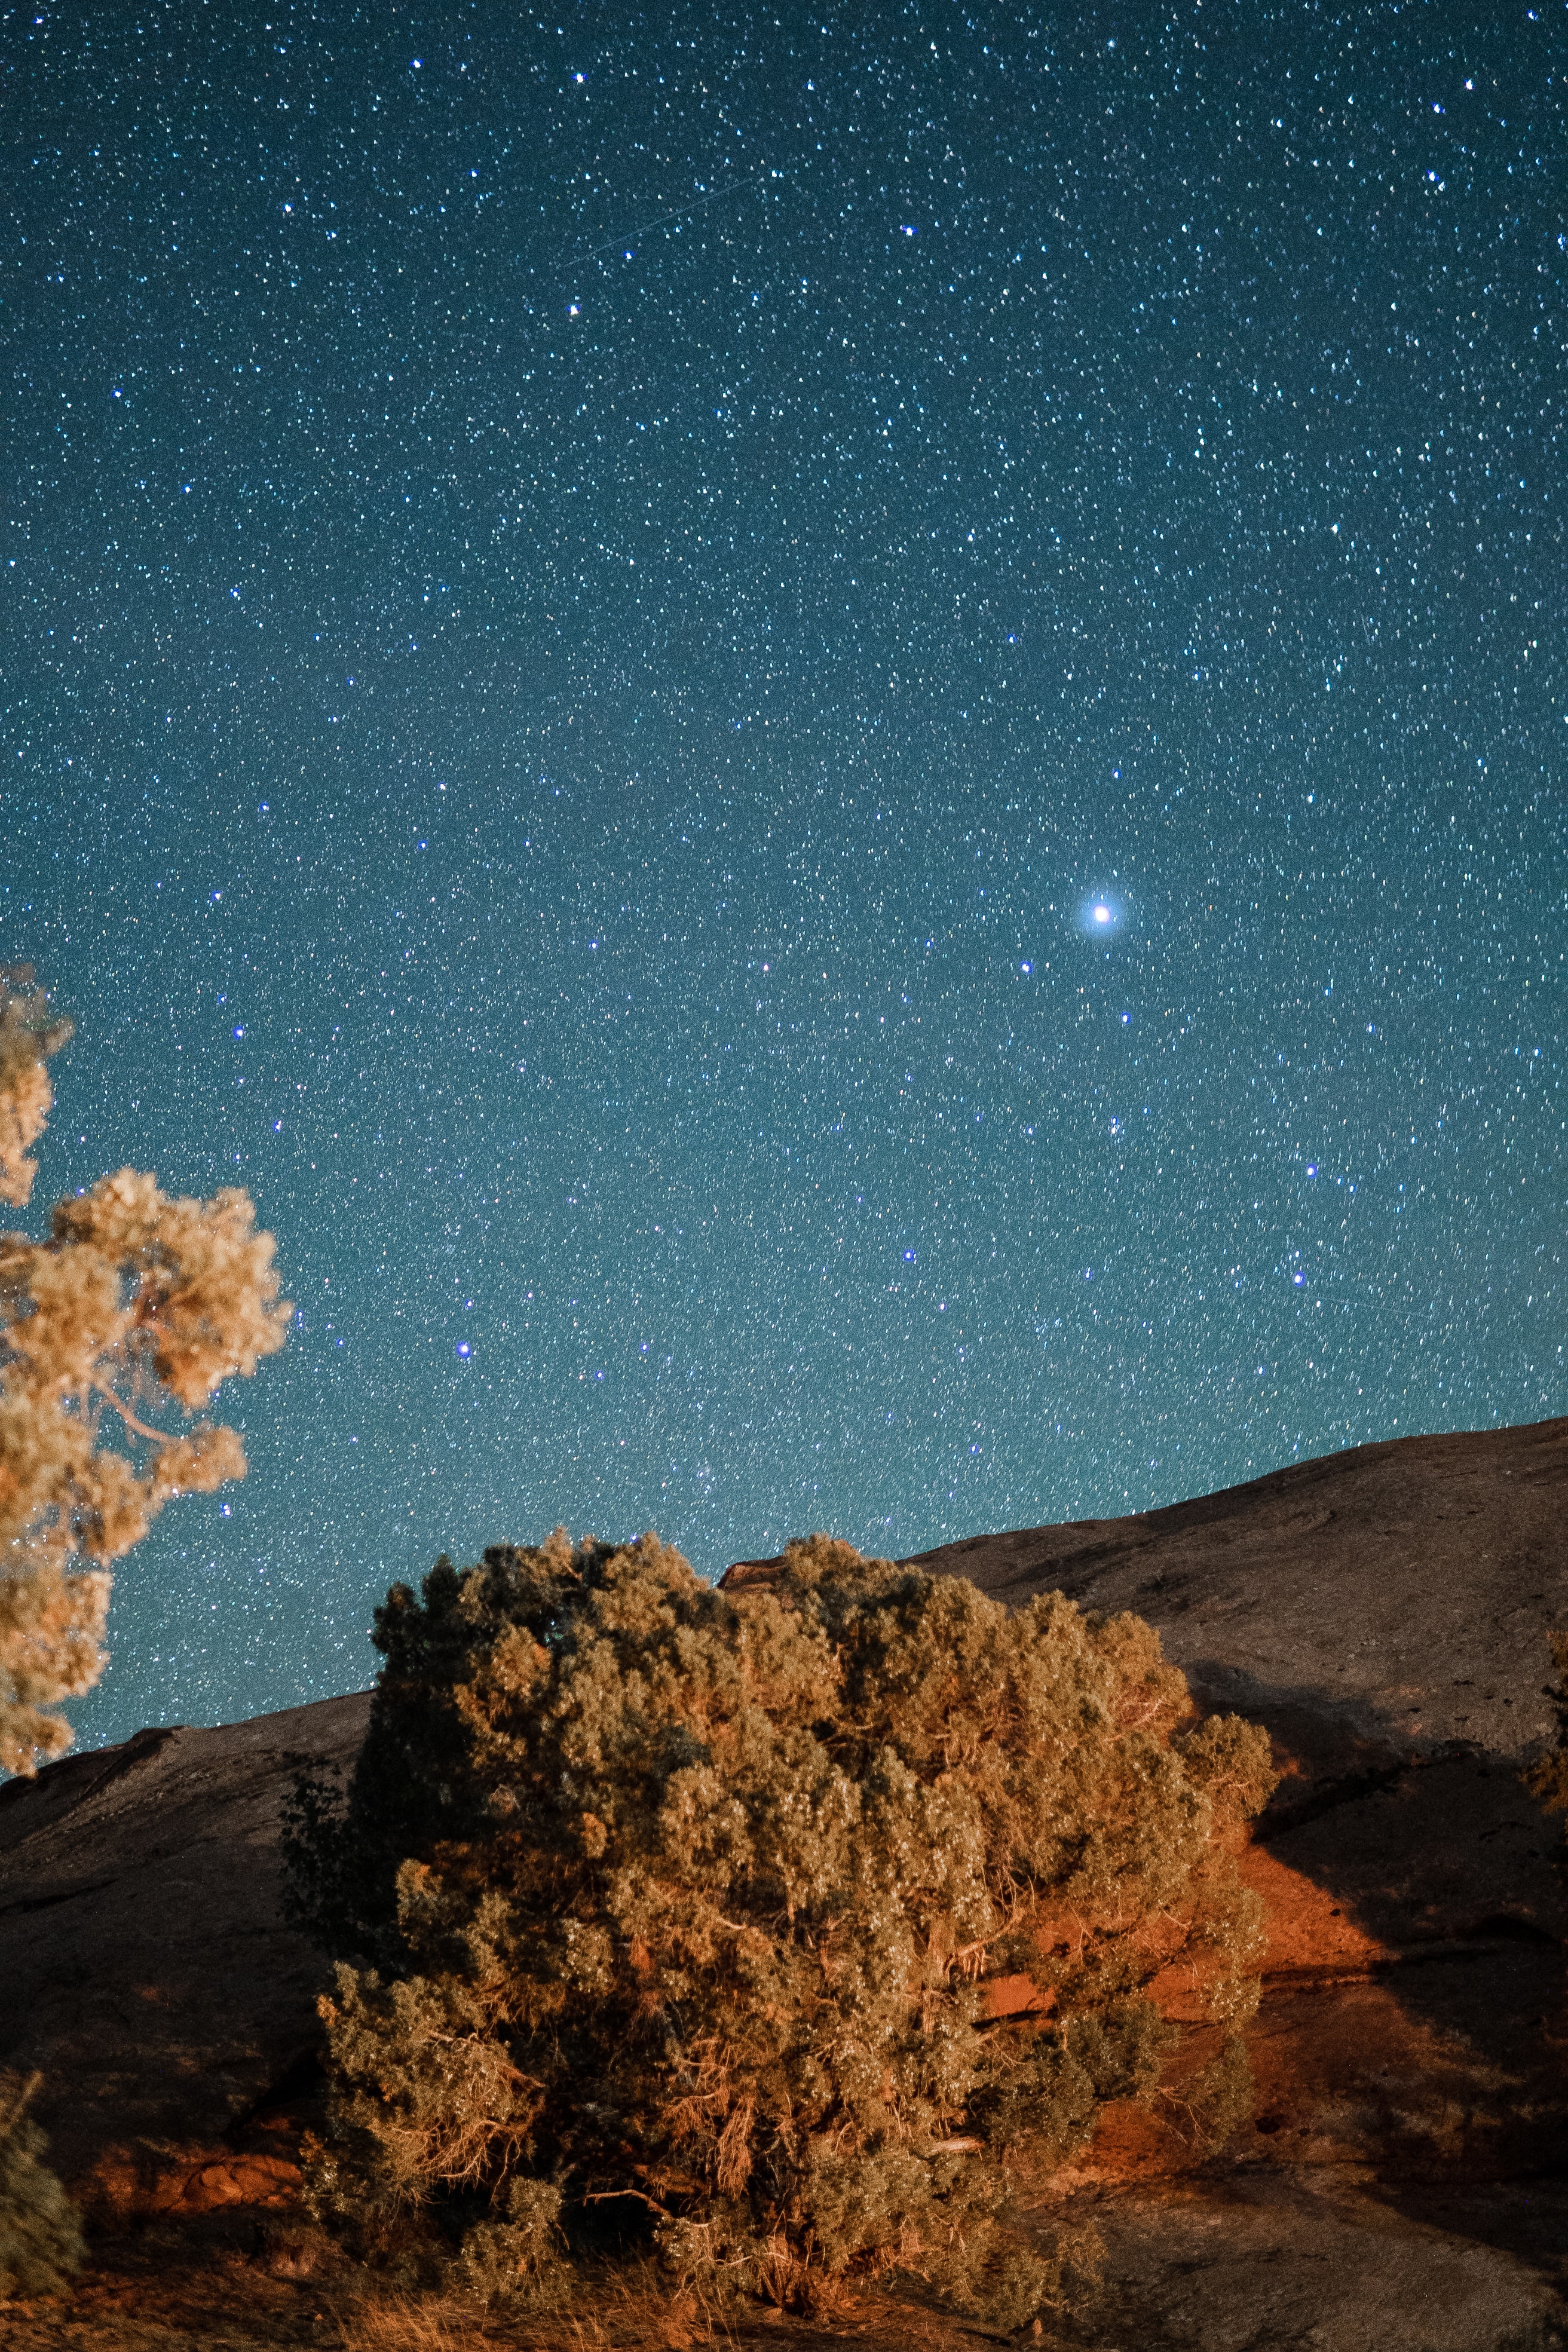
left=1524, top=1632, right=1568, bottom=1826
left=289, top=1531, right=1275, bottom=2321
left=0, top=2073, right=84, bottom=2300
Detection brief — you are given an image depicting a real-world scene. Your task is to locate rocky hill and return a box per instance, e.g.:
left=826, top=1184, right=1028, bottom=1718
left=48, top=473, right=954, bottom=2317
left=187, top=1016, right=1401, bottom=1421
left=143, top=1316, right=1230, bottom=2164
left=5, top=1417, right=1568, bottom=2349
left=0, top=1689, right=370, bottom=2221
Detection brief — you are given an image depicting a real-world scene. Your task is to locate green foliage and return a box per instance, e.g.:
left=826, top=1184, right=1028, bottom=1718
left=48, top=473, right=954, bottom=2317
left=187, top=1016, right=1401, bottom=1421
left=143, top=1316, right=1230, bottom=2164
left=290, top=1530, right=1275, bottom=2320
left=0, top=2074, right=84, bottom=2301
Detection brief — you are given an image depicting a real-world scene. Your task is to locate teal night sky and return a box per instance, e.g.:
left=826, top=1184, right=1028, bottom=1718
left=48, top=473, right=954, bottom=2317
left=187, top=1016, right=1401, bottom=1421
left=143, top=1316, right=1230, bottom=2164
left=4, top=4, right=1563, bottom=1745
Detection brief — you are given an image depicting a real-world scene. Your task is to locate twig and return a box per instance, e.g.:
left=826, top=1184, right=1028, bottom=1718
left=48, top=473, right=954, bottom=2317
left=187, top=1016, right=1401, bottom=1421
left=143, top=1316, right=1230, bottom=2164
left=0, top=2069, right=42, bottom=2140
left=92, top=1383, right=174, bottom=1447
left=582, top=2186, right=673, bottom=2219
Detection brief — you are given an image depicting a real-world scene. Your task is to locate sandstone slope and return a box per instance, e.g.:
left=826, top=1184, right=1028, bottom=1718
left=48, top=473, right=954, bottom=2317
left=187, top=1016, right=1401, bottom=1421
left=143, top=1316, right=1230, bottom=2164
left=0, top=1689, right=370, bottom=2216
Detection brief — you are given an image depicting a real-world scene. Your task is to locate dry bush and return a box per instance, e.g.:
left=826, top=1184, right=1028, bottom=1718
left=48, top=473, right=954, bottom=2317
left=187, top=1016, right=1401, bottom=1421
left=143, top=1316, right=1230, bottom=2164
left=289, top=1531, right=1275, bottom=2328
left=0, top=2073, right=82, bottom=2301
left=0, top=966, right=291, bottom=1771
left=1524, top=1632, right=1568, bottom=1824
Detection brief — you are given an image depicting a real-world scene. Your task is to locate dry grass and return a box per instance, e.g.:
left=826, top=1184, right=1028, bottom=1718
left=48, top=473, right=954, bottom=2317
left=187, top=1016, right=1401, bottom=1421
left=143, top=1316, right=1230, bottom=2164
left=0, top=2215, right=988, bottom=2352
left=324, top=2265, right=995, bottom=2352
left=330, top=2263, right=746, bottom=2352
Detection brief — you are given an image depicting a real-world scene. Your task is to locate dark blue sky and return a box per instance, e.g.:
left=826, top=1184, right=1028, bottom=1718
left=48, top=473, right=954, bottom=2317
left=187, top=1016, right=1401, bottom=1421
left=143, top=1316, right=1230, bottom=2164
left=4, top=3, right=1563, bottom=1745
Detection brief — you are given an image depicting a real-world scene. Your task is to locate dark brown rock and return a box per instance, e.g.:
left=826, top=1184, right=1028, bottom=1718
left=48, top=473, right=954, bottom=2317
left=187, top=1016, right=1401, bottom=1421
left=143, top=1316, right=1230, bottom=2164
left=901, top=1410, right=1568, bottom=1778
left=1042, top=2170, right=1568, bottom=2351
left=0, top=1689, right=370, bottom=2217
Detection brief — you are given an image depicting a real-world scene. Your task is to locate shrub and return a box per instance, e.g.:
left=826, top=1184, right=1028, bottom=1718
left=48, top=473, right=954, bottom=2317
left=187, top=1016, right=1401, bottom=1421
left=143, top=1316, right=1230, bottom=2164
left=0, top=2074, right=84, bottom=2301
left=288, top=1531, right=1275, bottom=2322
left=1524, top=1633, right=1568, bottom=1823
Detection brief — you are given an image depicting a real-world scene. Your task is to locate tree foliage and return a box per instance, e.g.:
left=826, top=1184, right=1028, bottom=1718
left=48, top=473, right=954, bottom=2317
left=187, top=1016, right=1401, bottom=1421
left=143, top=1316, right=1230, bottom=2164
left=0, top=967, right=291, bottom=1772
left=289, top=1529, right=1276, bottom=2322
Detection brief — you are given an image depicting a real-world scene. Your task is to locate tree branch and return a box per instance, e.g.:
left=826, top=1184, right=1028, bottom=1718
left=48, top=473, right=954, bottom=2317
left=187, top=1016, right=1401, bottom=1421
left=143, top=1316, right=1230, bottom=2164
left=91, top=1385, right=173, bottom=1447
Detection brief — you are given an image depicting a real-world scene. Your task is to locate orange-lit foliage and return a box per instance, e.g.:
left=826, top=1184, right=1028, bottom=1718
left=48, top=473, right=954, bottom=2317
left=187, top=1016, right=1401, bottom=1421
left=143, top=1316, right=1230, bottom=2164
left=290, top=1532, right=1276, bottom=2322
left=0, top=967, right=291, bottom=1772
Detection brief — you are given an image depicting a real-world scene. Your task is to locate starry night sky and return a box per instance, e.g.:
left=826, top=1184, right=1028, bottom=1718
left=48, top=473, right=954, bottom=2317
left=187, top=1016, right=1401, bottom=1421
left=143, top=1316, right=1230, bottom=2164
left=5, top=4, right=1564, bottom=1746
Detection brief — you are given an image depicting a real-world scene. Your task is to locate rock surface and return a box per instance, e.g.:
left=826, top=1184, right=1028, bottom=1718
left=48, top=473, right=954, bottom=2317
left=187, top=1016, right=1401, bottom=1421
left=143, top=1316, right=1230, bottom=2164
left=0, top=1689, right=369, bottom=2215
left=4, top=1416, right=1567, bottom=2346
left=1049, top=2171, right=1568, bottom=2351
left=902, top=1409, right=1568, bottom=1774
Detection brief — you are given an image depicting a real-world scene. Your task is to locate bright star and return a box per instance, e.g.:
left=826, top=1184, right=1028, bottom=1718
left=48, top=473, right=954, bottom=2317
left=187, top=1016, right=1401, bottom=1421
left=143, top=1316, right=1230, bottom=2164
left=1076, top=892, right=1125, bottom=936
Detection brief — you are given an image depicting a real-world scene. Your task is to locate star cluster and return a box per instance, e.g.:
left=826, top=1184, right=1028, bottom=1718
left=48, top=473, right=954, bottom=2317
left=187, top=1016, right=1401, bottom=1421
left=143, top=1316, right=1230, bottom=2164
left=4, top=4, right=1563, bottom=1743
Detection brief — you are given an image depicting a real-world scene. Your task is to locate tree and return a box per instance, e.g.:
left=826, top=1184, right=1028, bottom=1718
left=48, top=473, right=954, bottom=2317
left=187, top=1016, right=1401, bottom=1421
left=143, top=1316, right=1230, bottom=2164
left=0, top=967, right=291, bottom=1774
left=287, top=1529, right=1276, bottom=2323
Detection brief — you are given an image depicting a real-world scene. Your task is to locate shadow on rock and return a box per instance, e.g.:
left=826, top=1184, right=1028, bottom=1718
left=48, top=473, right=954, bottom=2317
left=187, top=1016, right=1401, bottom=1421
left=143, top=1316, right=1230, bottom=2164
left=1185, top=1655, right=1568, bottom=2282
